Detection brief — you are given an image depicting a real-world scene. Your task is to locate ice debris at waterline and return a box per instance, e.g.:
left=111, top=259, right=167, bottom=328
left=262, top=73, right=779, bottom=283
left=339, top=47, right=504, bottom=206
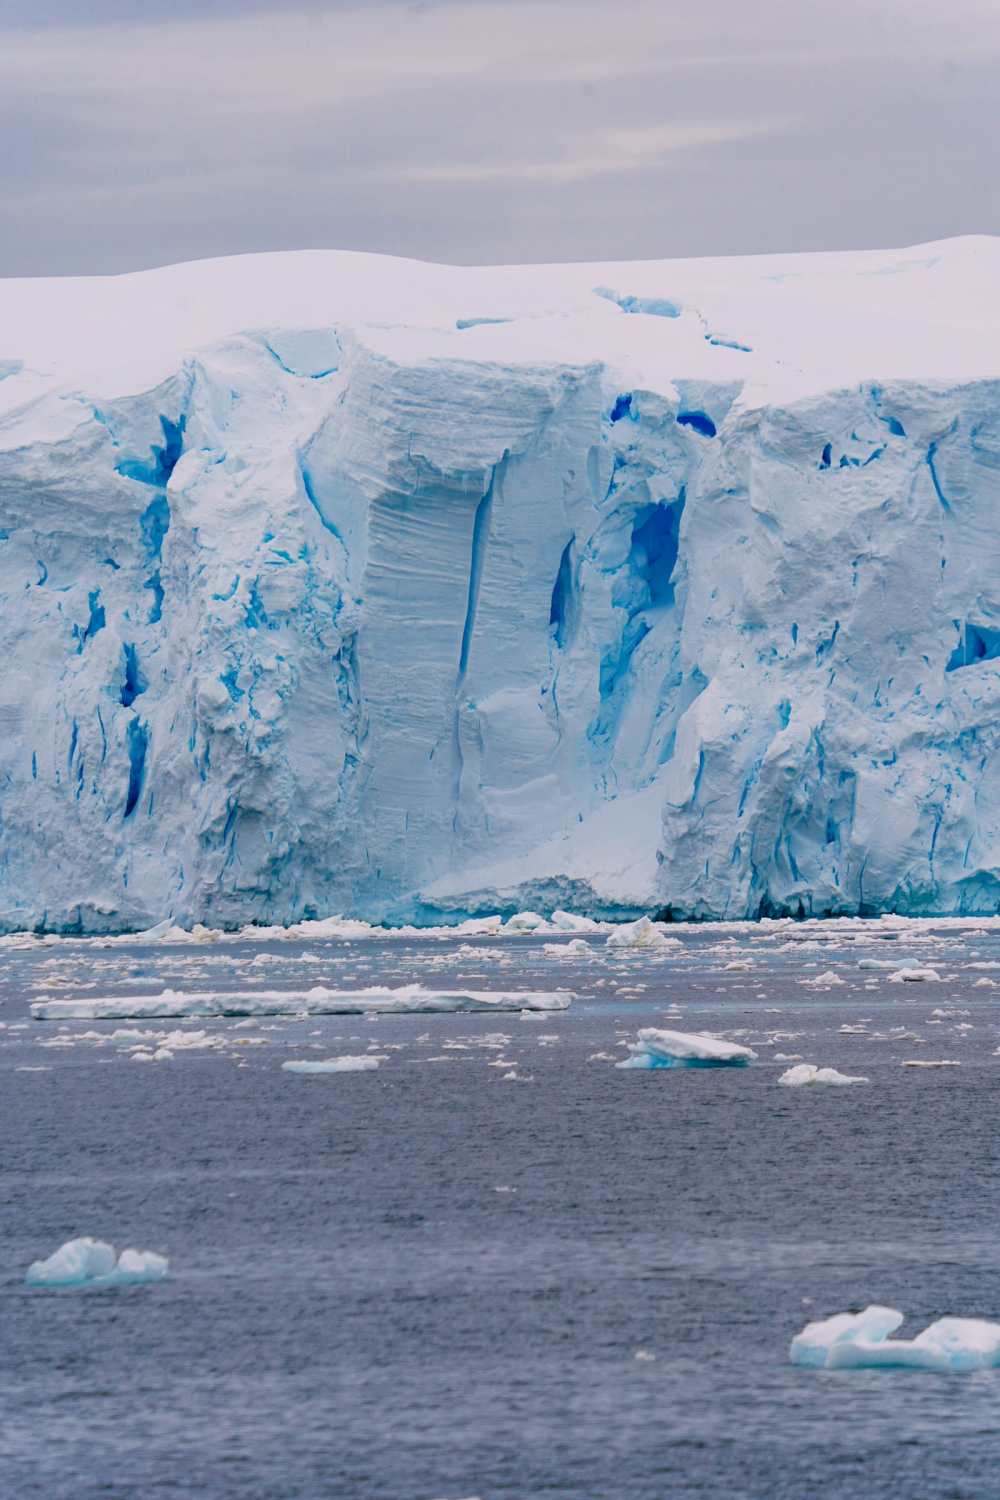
left=282, top=1056, right=380, bottom=1074
left=25, top=1237, right=169, bottom=1289
left=30, top=985, right=572, bottom=1021
left=5, top=239, right=1000, bottom=933
left=791, top=1306, right=1000, bottom=1372
left=616, top=1028, right=757, bottom=1069
left=778, top=1064, right=869, bottom=1087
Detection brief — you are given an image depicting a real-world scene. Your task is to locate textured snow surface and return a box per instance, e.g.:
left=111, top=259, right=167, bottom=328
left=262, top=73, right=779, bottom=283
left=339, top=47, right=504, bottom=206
left=25, top=1237, right=168, bottom=1288
left=5, top=236, right=1000, bottom=931
left=791, top=1305, right=1000, bottom=1372
left=617, top=1027, right=757, bottom=1069
left=30, top=985, right=572, bottom=1020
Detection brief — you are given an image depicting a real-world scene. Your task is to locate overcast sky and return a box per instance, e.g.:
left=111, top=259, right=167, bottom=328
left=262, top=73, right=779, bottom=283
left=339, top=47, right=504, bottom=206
left=1, top=0, right=998, bottom=275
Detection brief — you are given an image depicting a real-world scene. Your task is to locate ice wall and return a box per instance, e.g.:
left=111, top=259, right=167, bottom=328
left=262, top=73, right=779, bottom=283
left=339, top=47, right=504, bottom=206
left=2, top=237, right=1000, bottom=929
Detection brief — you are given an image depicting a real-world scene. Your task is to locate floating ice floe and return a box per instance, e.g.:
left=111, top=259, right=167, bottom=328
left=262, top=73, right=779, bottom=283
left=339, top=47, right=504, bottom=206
left=605, top=917, right=680, bottom=952
left=503, top=911, right=547, bottom=932
left=799, top=970, right=845, bottom=988
left=110, top=912, right=610, bottom=945
left=542, top=939, right=592, bottom=958
left=791, top=1305, right=1000, bottom=1371
left=857, top=958, right=904, bottom=970
left=778, top=1064, right=868, bottom=1087
left=616, top=1027, right=757, bottom=1069
left=901, top=1059, right=960, bottom=1068
left=31, top=985, right=572, bottom=1021
left=282, top=1056, right=380, bottom=1074
left=25, top=1237, right=168, bottom=1289
left=888, top=967, right=941, bottom=983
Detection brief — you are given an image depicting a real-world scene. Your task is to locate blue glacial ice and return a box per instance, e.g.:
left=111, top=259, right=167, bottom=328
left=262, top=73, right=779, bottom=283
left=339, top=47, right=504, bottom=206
left=25, top=1237, right=169, bottom=1289
left=3, top=237, right=1000, bottom=931
left=616, top=1028, right=757, bottom=1069
left=791, top=1305, right=1000, bottom=1372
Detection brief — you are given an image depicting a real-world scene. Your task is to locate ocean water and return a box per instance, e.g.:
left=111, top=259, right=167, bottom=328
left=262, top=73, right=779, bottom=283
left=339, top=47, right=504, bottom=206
left=3, top=923, right=1000, bottom=1498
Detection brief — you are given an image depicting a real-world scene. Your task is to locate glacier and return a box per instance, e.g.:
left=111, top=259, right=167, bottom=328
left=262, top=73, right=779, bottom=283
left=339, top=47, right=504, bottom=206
left=4, top=235, right=1000, bottom=931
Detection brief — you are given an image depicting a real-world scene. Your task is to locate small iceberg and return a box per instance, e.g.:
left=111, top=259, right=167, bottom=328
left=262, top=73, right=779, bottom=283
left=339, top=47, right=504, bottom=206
left=887, top=967, right=941, bottom=983
left=503, top=911, right=547, bottom=931
left=26, top=1236, right=168, bottom=1289
left=606, top=917, right=680, bottom=951
left=282, top=1056, right=380, bottom=1074
left=616, top=1027, right=757, bottom=1069
left=549, top=910, right=603, bottom=933
left=542, top=938, right=592, bottom=958
left=31, top=985, right=572, bottom=1021
left=778, top=1063, right=868, bottom=1087
left=791, top=1305, right=1000, bottom=1371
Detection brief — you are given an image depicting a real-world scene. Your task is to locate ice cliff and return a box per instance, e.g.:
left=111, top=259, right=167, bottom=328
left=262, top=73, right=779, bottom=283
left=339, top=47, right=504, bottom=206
left=3, top=236, right=1000, bottom=931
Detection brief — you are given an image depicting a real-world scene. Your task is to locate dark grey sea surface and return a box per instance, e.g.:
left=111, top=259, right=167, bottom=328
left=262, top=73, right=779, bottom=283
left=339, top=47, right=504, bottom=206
left=3, top=922, right=1000, bottom=1498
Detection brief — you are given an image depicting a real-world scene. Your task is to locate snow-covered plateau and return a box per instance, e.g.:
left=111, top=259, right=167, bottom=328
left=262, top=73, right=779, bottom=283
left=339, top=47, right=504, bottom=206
left=4, top=235, right=1000, bottom=932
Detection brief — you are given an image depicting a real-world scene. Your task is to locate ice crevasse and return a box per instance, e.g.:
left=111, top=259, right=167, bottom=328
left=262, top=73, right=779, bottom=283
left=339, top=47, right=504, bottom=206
left=4, top=237, right=1000, bottom=931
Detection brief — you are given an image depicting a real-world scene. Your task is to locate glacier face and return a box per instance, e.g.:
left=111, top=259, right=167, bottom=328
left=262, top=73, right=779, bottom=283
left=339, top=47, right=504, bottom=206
left=2, top=237, right=1000, bottom=930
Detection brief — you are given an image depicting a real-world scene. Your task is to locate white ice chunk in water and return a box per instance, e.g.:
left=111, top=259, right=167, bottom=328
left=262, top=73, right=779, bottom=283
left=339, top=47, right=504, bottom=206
left=888, top=967, right=941, bottom=983
left=31, top=985, right=572, bottom=1021
left=791, top=1305, right=1000, bottom=1371
left=25, top=1236, right=169, bottom=1288
left=549, top=910, right=603, bottom=933
left=282, top=1056, right=380, bottom=1073
left=616, top=1027, right=757, bottom=1069
left=778, top=1063, right=868, bottom=1087
left=503, top=911, right=547, bottom=931
left=606, top=917, right=680, bottom=951
left=542, top=938, right=592, bottom=958
left=790, top=1306, right=903, bottom=1367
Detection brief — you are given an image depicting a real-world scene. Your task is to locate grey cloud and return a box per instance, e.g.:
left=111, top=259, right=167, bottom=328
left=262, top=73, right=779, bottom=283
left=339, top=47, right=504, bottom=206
left=0, top=0, right=998, bottom=275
